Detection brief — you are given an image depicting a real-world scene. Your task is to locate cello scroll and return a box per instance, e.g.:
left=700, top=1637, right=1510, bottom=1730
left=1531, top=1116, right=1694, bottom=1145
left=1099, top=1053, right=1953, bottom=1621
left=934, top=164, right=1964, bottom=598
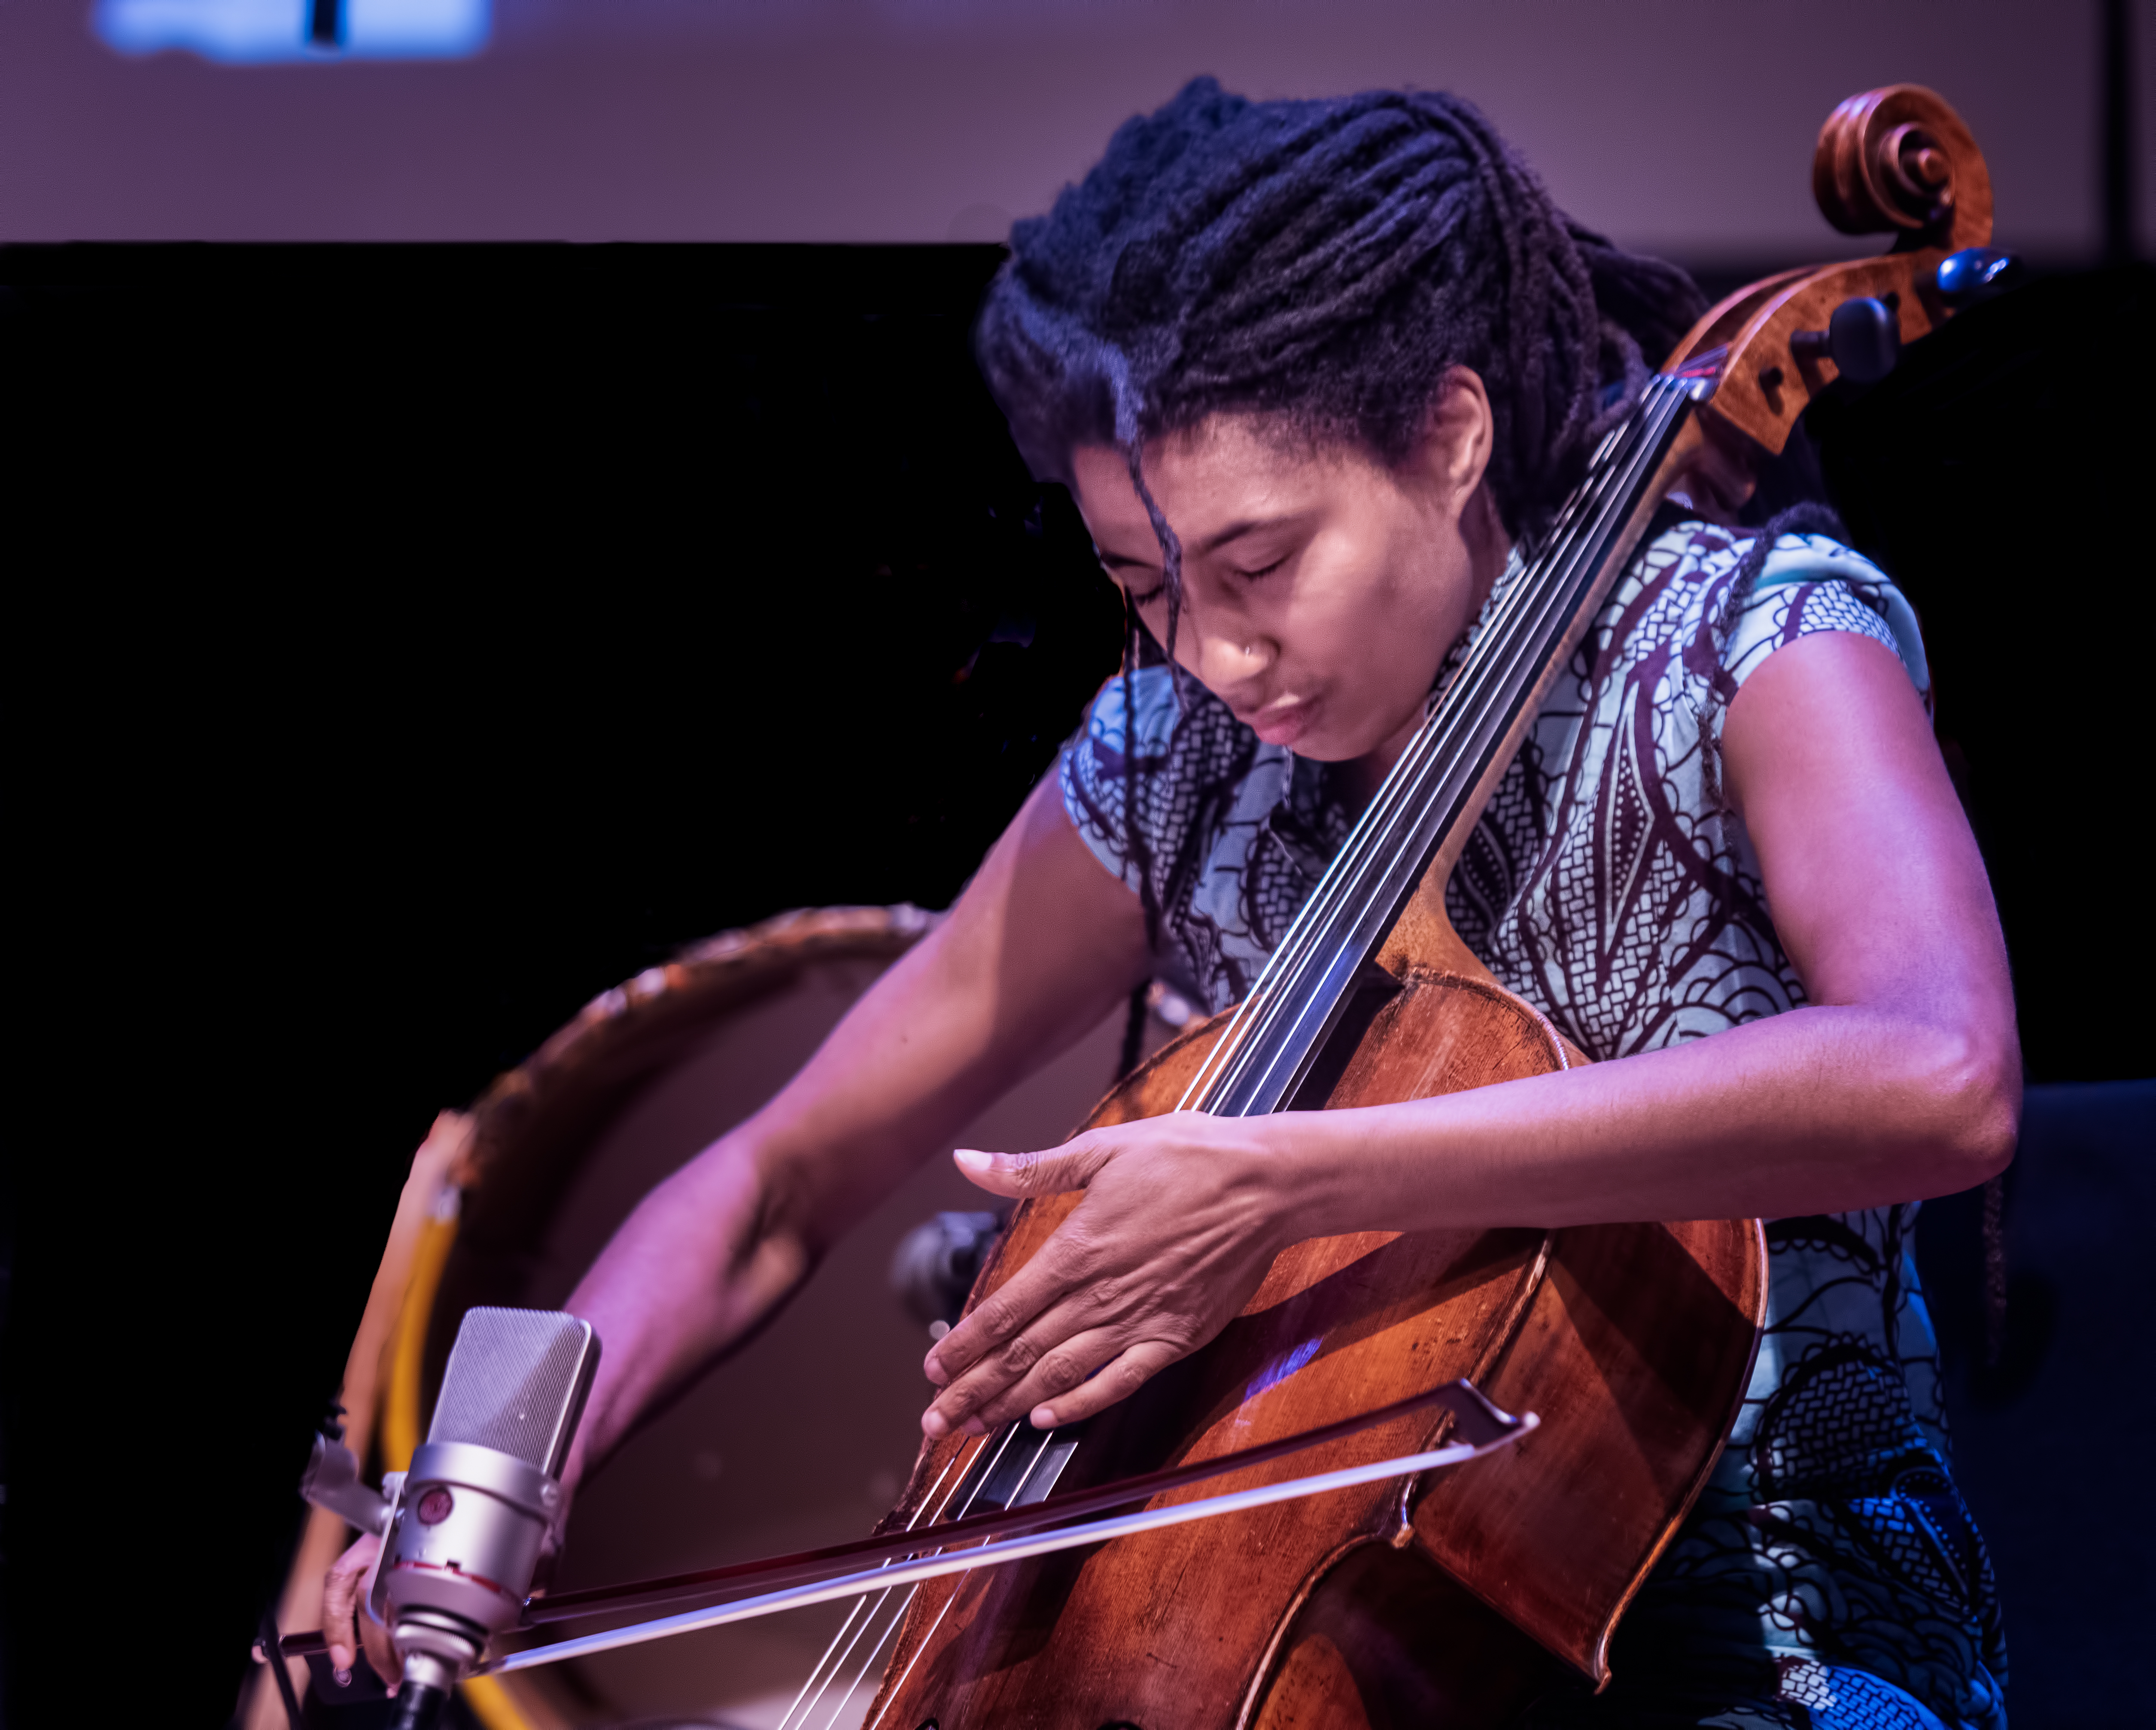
left=1674, top=84, right=1996, bottom=457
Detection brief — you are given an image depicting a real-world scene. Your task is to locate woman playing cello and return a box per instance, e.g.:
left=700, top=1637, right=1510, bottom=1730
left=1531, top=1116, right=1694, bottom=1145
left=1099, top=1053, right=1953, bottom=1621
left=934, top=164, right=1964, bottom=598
left=329, top=80, right=2017, bottom=1729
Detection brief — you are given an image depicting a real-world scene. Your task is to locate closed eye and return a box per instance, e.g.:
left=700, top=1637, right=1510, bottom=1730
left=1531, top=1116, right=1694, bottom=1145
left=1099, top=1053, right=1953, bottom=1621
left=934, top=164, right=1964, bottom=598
left=1094, top=545, right=1165, bottom=608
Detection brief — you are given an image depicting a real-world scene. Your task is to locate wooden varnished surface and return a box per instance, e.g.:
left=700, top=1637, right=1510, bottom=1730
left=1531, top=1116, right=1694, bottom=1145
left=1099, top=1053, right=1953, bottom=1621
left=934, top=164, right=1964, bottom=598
left=865, top=954, right=1765, bottom=1730
left=1670, top=84, right=1992, bottom=456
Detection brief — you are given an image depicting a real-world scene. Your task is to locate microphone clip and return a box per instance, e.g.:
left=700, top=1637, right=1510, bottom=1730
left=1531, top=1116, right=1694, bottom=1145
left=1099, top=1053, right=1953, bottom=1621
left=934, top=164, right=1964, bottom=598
left=298, top=1432, right=399, bottom=1537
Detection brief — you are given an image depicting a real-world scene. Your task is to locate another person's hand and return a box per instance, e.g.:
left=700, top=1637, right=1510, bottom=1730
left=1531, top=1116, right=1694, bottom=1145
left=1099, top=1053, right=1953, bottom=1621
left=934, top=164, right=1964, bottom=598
left=918, top=1112, right=1288, bottom=1439
left=322, top=1532, right=400, bottom=1690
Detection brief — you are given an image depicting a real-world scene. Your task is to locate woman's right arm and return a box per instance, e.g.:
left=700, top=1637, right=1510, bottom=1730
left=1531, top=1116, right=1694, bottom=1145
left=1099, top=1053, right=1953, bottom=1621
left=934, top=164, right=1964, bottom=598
left=328, top=775, right=1148, bottom=1682
left=562, top=775, right=1152, bottom=1487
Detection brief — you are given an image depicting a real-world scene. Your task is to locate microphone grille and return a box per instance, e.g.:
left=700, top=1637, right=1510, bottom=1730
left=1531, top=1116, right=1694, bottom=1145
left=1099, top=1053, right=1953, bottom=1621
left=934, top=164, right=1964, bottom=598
left=428, top=1307, right=599, bottom=1477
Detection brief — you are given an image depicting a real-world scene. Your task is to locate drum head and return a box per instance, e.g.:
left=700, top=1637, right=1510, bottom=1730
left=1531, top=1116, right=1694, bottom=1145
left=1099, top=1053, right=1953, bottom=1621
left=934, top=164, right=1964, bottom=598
left=394, top=907, right=1138, bottom=1729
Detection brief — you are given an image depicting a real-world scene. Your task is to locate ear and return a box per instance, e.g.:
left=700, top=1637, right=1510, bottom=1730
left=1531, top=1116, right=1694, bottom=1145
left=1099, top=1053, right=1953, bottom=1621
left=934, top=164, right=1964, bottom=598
left=1407, top=367, right=1496, bottom=515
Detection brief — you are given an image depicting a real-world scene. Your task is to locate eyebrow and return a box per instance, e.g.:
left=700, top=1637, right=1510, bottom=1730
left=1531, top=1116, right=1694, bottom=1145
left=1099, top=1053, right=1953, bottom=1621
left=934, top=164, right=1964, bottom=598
left=1097, top=512, right=1306, bottom=571
left=1095, top=547, right=1157, bottom=572
left=1193, top=516, right=1288, bottom=557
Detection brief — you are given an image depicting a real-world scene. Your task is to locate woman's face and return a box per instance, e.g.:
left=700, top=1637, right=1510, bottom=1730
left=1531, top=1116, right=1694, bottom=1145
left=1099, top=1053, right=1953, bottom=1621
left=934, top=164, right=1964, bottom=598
left=1069, top=373, right=1506, bottom=772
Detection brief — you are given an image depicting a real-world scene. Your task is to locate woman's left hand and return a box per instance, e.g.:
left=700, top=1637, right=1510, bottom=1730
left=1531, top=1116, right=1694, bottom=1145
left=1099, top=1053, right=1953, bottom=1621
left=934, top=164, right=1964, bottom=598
left=919, top=1112, right=1292, bottom=1438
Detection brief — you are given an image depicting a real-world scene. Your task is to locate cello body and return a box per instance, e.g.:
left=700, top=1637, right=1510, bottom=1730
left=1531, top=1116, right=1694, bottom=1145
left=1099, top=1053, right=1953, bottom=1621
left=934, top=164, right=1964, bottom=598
left=865, top=890, right=1766, bottom=1730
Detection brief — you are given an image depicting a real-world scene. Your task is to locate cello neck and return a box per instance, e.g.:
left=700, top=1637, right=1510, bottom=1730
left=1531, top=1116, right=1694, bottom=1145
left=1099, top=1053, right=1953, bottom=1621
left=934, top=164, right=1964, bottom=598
left=1180, top=372, right=1706, bottom=1120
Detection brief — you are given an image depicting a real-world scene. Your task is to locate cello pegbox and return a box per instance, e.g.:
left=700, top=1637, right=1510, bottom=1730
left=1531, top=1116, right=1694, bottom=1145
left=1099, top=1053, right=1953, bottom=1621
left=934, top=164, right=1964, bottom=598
left=1667, top=84, right=1995, bottom=460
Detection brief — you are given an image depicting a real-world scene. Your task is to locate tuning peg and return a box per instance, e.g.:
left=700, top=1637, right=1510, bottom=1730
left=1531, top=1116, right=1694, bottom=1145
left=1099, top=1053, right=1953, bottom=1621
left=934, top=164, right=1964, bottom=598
left=1790, top=295, right=1901, bottom=384
left=1936, top=248, right=2022, bottom=305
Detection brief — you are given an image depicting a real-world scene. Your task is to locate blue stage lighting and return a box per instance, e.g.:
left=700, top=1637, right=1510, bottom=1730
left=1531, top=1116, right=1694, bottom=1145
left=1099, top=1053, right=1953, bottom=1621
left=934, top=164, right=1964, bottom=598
left=95, top=0, right=490, bottom=62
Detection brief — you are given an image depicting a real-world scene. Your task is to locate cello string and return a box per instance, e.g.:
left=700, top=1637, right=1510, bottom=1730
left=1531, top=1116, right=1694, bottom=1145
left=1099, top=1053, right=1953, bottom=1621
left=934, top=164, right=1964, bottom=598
left=782, top=383, right=1685, bottom=1723
left=787, top=1420, right=1054, bottom=1730
left=774, top=1528, right=943, bottom=1730
left=773, top=1429, right=998, bottom=1730
left=772, top=383, right=1692, bottom=1724
left=1182, top=379, right=1685, bottom=1115
left=775, top=1438, right=992, bottom=1730
left=777, top=1428, right=1009, bottom=1730
left=781, top=1594, right=893, bottom=1730
left=814, top=1575, right=926, bottom=1730
left=836, top=1424, right=1066, bottom=1730
left=833, top=1414, right=1054, bottom=1730
left=1299, top=382, right=1680, bottom=952
left=843, top=1426, right=1066, bottom=1730
left=1272, top=382, right=1665, bottom=953
left=1215, top=377, right=1686, bottom=1108
left=1179, top=383, right=1670, bottom=1108
left=778, top=1443, right=994, bottom=1730
left=1168, top=500, right=1556, bottom=1112
left=794, top=1587, right=911, bottom=1730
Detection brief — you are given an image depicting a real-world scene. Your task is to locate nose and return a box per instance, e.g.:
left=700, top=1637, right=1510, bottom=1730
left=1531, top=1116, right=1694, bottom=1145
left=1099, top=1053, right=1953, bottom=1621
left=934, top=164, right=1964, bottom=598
left=1192, top=622, right=1271, bottom=692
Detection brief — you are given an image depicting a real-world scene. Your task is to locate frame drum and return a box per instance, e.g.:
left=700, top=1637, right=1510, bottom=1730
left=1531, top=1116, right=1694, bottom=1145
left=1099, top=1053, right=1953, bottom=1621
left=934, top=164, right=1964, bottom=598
left=268, top=906, right=1147, bottom=1730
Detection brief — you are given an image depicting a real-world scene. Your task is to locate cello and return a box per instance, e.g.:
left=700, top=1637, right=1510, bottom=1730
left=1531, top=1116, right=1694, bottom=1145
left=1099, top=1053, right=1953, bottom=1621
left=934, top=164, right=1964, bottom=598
left=279, top=81, right=2002, bottom=1730
left=840, top=82, right=2000, bottom=1730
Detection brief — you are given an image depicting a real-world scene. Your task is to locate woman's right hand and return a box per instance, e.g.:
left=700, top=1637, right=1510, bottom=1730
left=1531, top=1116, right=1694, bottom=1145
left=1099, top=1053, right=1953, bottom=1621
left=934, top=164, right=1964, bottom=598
left=322, top=1532, right=401, bottom=1690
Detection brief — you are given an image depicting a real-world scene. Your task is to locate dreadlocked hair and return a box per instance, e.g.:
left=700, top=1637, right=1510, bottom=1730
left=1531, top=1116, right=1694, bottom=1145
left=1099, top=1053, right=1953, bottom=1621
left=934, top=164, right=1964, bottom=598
left=977, top=78, right=1705, bottom=625
left=976, top=77, right=1705, bottom=947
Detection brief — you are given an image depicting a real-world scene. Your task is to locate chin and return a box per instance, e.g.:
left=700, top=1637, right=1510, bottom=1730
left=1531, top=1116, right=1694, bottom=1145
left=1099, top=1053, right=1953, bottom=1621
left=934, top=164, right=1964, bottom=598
left=1306, top=709, right=1421, bottom=768
left=1279, top=728, right=1360, bottom=763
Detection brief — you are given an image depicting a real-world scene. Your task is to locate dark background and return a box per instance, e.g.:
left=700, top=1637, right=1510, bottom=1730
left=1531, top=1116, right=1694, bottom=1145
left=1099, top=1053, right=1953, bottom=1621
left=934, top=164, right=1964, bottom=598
left=3, top=243, right=1126, bottom=1728
left=3, top=239, right=2152, bottom=1730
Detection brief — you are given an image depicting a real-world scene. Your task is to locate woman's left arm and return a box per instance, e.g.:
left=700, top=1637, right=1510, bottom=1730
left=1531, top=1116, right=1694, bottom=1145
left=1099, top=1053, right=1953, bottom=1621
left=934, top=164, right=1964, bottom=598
left=921, top=630, right=2020, bottom=1438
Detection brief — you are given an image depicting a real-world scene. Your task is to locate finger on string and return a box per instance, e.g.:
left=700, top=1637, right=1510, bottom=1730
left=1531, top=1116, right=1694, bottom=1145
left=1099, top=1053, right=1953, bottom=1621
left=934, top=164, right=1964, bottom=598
left=1028, top=1337, right=1186, bottom=1427
left=952, top=1324, right=1130, bottom=1434
left=918, top=1216, right=1130, bottom=1406
left=922, top=1292, right=1127, bottom=1438
left=921, top=1227, right=1111, bottom=1398
left=931, top=1326, right=1186, bottom=1439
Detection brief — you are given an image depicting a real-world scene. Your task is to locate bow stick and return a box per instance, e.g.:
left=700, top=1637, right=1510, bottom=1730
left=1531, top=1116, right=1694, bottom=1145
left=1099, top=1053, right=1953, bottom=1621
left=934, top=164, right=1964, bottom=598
left=277, top=1378, right=1533, bottom=1667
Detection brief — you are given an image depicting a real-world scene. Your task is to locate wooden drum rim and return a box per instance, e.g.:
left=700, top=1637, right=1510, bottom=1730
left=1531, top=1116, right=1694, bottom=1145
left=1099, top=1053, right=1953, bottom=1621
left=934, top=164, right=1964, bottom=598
left=266, top=906, right=938, bottom=1730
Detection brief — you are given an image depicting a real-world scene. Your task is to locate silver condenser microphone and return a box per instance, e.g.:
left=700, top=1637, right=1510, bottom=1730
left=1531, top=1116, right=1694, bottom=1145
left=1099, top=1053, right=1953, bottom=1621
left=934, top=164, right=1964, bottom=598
left=301, top=1307, right=599, bottom=1728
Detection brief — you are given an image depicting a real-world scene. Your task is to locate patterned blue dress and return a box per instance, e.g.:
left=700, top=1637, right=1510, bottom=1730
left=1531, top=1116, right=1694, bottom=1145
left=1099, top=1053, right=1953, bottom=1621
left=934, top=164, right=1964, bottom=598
left=1058, top=520, right=2008, bottom=1730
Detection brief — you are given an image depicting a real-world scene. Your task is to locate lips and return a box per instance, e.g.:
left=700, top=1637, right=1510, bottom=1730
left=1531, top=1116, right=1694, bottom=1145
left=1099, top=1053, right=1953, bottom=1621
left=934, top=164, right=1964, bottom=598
left=1244, top=699, right=1315, bottom=748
